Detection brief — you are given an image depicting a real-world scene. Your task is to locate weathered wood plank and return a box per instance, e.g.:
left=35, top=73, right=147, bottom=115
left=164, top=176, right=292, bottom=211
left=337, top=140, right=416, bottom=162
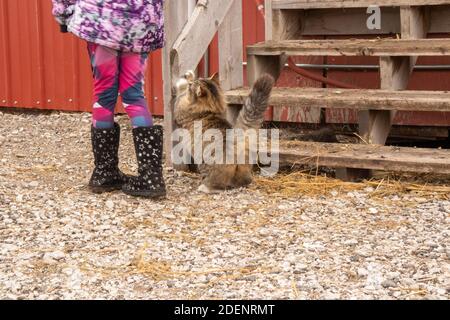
left=401, top=6, right=430, bottom=39
left=163, top=0, right=190, bottom=166
left=273, top=141, right=450, bottom=174
left=171, top=0, right=235, bottom=80
left=225, top=87, right=450, bottom=112
left=265, top=0, right=274, bottom=40
left=400, top=6, right=430, bottom=66
left=247, top=39, right=450, bottom=56
left=272, top=0, right=450, bottom=10
left=218, top=0, right=244, bottom=91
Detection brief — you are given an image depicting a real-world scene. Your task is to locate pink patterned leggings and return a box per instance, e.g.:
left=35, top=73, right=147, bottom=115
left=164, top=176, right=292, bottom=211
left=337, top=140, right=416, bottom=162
left=87, top=42, right=153, bottom=129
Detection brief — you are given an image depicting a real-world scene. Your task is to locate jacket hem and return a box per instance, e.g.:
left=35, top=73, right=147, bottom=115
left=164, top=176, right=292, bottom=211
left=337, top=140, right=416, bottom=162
left=68, top=26, right=164, bottom=54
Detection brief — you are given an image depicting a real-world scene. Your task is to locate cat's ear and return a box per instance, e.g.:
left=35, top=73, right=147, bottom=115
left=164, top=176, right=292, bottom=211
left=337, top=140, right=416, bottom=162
left=210, top=73, right=220, bottom=85
left=196, top=85, right=205, bottom=97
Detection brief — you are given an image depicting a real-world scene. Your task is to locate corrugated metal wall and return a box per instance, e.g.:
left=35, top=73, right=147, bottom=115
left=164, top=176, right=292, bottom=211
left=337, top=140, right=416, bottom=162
left=1, top=0, right=449, bottom=126
left=0, top=0, right=164, bottom=114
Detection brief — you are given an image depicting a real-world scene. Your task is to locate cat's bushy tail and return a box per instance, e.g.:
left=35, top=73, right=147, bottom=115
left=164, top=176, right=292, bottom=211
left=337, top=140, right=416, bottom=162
left=234, top=74, right=275, bottom=130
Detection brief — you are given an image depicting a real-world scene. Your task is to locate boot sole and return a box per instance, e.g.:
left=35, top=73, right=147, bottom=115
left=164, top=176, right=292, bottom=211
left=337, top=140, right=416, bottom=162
left=122, top=189, right=167, bottom=199
left=89, top=185, right=123, bottom=194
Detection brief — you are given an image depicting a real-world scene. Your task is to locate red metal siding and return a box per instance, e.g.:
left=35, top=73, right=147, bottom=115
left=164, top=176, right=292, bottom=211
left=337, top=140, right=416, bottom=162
left=0, top=0, right=164, bottom=115
left=1, top=0, right=88, bottom=111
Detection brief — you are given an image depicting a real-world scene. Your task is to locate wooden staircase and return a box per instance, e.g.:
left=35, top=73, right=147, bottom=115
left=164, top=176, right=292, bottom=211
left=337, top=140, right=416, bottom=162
left=225, top=0, right=450, bottom=179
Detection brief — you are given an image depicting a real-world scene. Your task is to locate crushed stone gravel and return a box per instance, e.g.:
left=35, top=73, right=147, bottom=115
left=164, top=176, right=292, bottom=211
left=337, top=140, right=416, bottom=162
left=0, top=109, right=449, bottom=300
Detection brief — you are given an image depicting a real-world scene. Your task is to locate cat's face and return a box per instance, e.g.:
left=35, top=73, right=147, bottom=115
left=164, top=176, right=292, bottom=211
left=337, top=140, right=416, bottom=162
left=175, top=72, right=226, bottom=118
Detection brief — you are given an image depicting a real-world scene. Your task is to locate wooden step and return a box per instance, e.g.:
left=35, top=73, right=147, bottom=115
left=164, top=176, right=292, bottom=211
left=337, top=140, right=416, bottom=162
left=273, top=141, right=450, bottom=174
left=247, top=39, right=450, bottom=57
left=272, top=0, right=450, bottom=10
left=226, top=88, right=450, bottom=112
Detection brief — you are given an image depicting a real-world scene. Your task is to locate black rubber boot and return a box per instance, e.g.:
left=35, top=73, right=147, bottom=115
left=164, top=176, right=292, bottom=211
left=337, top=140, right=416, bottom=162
left=89, top=123, right=128, bottom=193
left=122, top=126, right=167, bottom=199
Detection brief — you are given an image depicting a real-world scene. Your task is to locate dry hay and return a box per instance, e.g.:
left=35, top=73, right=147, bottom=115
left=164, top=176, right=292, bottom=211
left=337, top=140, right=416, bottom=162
left=253, top=171, right=450, bottom=199
left=69, top=243, right=275, bottom=287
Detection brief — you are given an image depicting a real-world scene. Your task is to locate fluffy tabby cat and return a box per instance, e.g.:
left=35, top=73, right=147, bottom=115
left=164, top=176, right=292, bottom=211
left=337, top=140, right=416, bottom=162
left=174, top=71, right=274, bottom=193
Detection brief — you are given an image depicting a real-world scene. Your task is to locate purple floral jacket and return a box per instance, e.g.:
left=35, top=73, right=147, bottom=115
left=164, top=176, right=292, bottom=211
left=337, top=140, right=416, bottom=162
left=51, top=0, right=165, bottom=53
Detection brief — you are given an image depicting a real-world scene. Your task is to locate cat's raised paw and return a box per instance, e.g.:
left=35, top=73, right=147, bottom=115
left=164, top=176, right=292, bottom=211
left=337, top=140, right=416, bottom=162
left=184, top=70, right=195, bottom=81
left=175, top=78, right=189, bottom=92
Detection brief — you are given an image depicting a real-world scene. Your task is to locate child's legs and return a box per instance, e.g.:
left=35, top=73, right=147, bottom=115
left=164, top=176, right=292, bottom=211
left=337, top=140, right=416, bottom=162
left=119, top=52, right=153, bottom=128
left=87, top=43, right=120, bottom=129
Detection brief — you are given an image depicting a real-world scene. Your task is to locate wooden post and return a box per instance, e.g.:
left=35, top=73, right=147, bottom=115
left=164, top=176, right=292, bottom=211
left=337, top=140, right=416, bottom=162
left=400, top=6, right=430, bottom=70
left=219, top=0, right=244, bottom=125
left=248, top=1, right=302, bottom=86
left=401, top=6, right=430, bottom=39
left=162, top=0, right=190, bottom=167
left=360, top=6, right=430, bottom=145
left=264, top=0, right=273, bottom=40
left=218, top=0, right=244, bottom=91
left=358, top=56, right=413, bottom=145
left=340, top=5, right=431, bottom=181
left=171, top=0, right=236, bottom=78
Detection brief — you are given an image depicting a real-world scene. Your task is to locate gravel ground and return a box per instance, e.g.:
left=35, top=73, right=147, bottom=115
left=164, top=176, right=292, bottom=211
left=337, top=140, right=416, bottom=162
left=0, top=109, right=449, bottom=300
